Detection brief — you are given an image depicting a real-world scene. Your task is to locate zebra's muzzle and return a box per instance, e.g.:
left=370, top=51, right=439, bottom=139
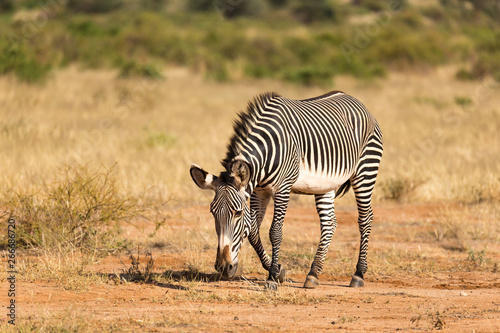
left=215, top=261, right=238, bottom=279
left=215, top=245, right=238, bottom=278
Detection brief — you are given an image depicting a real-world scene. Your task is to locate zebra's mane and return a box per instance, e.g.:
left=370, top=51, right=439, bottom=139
left=222, top=92, right=279, bottom=170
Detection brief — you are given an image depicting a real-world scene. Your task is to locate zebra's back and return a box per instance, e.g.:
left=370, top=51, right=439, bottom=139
left=273, top=92, right=380, bottom=195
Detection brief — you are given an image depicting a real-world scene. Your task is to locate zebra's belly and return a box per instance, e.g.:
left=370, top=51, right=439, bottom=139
left=291, top=168, right=350, bottom=195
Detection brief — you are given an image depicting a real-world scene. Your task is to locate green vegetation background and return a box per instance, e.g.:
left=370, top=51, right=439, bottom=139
left=1, top=0, right=499, bottom=84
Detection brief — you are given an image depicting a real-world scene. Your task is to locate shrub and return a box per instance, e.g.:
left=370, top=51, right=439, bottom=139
left=370, top=28, right=446, bottom=67
left=0, top=40, right=50, bottom=82
left=1, top=164, right=146, bottom=252
left=119, top=250, right=155, bottom=282
left=471, top=52, right=500, bottom=82
left=380, top=177, right=417, bottom=202
left=455, top=68, right=474, bottom=81
left=282, top=65, right=334, bottom=87
left=117, top=60, right=164, bottom=79
left=454, top=95, right=473, bottom=107
left=467, top=248, right=487, bottom=267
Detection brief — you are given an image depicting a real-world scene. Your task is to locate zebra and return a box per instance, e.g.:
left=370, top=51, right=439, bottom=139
left=190, top=90, right=383, bottom=290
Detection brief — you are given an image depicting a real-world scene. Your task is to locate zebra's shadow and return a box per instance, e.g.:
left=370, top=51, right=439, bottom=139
left=106, top=270, right=351, bottom=291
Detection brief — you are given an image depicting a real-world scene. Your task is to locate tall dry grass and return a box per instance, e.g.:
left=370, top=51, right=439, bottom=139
left=0, top=65, right=498, bottom=207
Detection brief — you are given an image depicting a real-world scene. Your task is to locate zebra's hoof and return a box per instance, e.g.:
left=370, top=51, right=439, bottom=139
left=349, top=275, right=364, bottom=288
left=303, top=275, right=320, bottom=289
left=277, top=264, right=286, bottom=283
left=265, top=280, right=278, bottom=291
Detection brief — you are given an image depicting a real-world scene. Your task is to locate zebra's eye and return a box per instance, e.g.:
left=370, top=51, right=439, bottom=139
left=234, top=210, right=243, bottom=218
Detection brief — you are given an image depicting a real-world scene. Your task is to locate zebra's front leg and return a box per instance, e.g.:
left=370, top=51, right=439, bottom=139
left=248, top=229, right=272, bottom=271
left=248, top=191, right=272, bottom=272
left=265, top=189, right=290, bottom=290
left=304, top=191, right=337, bottom=289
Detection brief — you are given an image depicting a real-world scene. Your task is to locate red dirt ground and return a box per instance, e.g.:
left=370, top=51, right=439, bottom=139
left=2, top=204, right=500, bottom=332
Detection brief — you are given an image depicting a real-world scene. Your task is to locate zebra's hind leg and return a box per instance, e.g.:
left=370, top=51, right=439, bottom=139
left=350, top=178, right=373, bottom=288
left=349, top=164, right=381, bottom=286
left=304, top=191, right=337, bottom=289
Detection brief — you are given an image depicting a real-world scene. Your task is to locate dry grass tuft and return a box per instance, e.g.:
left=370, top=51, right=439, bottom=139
left=11, top=250, right=107, bottom=290
left=430, top=204, right=500, bottom=250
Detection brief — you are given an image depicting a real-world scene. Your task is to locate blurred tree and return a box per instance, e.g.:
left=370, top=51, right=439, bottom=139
left=0, top=0, right=13, bottom=11
left=468, top=0, right=500, bottom=17
left=268, top=0, right=289, bottom=8
left=216, top=0, right=266, bottom=19
left=66, top=0, right=123, bottom=13
left=186, top=0, right=213, bottom=12
left=351, top=0, right=407, bottom=12
left=291, top=0, right=339, bottom=24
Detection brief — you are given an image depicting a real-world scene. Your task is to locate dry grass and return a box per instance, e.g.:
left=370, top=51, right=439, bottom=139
left=0, top=308, right=209, bottom=332
left=427, top=203, right=500, bottom=256
left=1, top=250, right=108, bottom=291
left=0, top=65, right=498, bottom=207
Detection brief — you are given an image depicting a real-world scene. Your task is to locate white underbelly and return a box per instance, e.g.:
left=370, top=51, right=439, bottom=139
left=291, top=168, right=350, bottom=195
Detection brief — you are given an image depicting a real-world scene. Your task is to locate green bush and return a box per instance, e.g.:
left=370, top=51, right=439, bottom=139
left=370, top=27, right=446, bottom=67
left=469, top=30, right=500, bottom=81
left=0, top=3, right=499, bottom=85
left=282, top=65, right=334, bottom=87
left=0, top=40, right=50, bottom=82
left=117, top=59, right=164, bottom=79
left=455, top=68, right=474, bottom=81
left=471, top=53, right=500, bottom=81
left=454, top=95, right=473, bottom=107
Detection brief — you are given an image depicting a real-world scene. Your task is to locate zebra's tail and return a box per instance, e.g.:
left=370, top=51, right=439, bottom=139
left=336, top=179, right=351, bottom=198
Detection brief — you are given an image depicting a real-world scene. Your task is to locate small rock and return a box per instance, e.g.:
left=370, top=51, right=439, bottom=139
left=460, top=291, right=468, bottom=296
left=234, top=316, right=239, bottom=320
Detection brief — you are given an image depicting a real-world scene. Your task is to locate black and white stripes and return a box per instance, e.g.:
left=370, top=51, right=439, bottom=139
left=191, top=90, right=383, bottom=289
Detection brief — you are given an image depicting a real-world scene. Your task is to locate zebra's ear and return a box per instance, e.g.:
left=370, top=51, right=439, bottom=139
left=190, top=164, right=218, bottom=191
left=231, top=159, right=250, bottom=190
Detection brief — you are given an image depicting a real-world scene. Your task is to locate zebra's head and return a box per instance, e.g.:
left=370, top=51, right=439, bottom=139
left=190, top=159, right=251, bottom=279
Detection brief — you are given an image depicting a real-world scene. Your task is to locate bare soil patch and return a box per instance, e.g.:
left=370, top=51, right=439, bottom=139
left=2, top=204, right=499, bottom=332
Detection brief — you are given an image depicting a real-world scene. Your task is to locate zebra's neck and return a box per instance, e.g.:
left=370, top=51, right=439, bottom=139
left=222, top=92, right=279, bottom=169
